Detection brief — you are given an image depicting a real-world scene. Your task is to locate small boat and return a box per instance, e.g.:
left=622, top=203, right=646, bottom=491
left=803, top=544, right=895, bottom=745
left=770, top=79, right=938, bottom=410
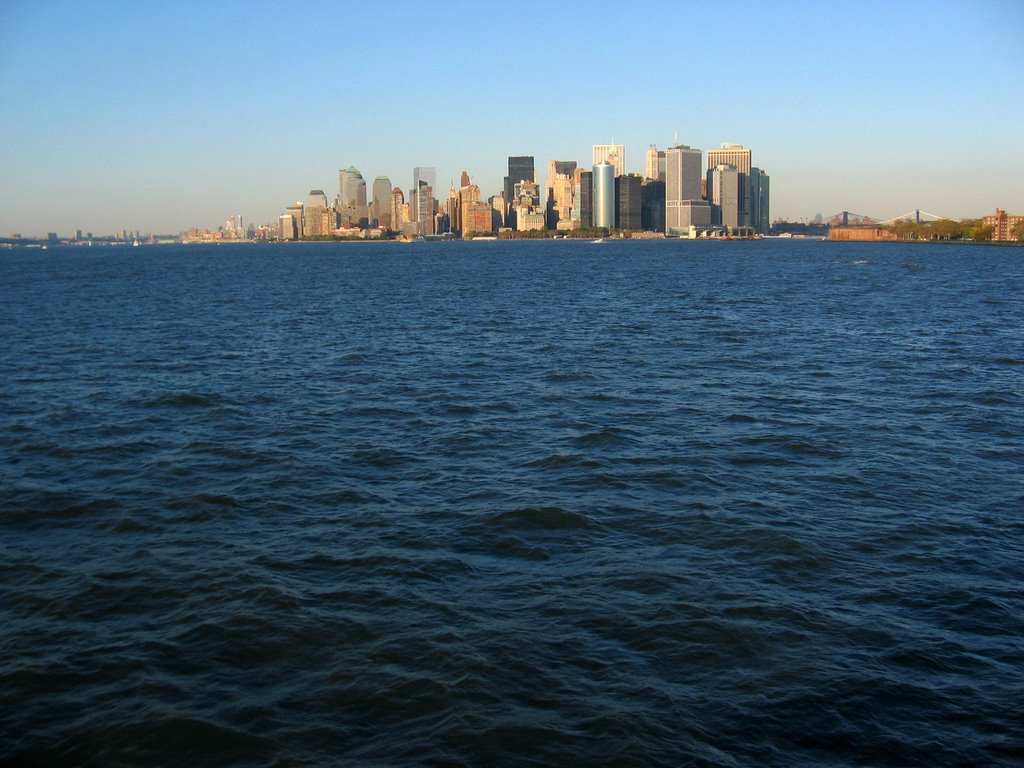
left=591, top=238, right=606, bottom=244
left=133, top=238, right=140, bottom=247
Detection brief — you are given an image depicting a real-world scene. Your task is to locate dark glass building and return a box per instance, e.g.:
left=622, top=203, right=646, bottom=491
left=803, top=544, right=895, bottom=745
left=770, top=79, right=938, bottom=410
left=615, top=174, right=643, bottom=231
left=578, top=170, right=593, bottom=229
left=503, top=156, right=535, bottom=210
left=641, top=179, right=666, bottom=232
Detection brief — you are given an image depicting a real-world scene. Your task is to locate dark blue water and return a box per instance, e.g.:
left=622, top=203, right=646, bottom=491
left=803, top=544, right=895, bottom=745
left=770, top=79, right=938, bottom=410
left=2, top=240, right=1022, bottom=767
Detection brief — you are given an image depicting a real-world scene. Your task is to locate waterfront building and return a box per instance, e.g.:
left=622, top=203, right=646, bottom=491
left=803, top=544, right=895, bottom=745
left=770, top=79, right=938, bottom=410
left=390, top=187, right=405, bottom=233
left=707, top=144, right=753, bottom=227
left=982, top=208, right=1024, bottom=241
left=592, top=162, right=615, bottom=229
left=516, top=209, right=546, bottom=231
left=576, top=169, right=593, bottom=229
left=545, top=160, right=577, bottom=227
left=593, top=143, right=625, bottom=178
left=371, top=176, right=392, bottom=227
left=749, top=168, right=770, bottom=234
left=641, top=180, right=666, bottom=233
left=446, top=187, right=462, bottom=235
left=710, top=164, right=741, bottom=228
left=412, top=182, right=435, bottom=235
left=285, top=203, right=303, bottom=238
left=504, top=156, right=535, bottom=225
left=645, top=145, right=666, bottom=181
left=338, top=166, right=367, bottom=207
left=463, top=200, right=494, bottom=235
left=489, top=194, right=506, bottom=229
left=615, top=174, right=643, bottom=230
left=707, top=143, right=751, bottom=174
left=665, top=144, right=703, bottom=233
left=546, top=167, right=576, bottom=229
left=303, top=190, right=328, bottom=237
left=278, top=213, right=296, bottom=240
left=413, top=167, right=437, bottom=196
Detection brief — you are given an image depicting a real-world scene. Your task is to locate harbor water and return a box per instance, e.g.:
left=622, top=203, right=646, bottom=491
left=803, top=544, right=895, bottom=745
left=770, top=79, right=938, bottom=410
left=1, top=239, right=1022, bottom=766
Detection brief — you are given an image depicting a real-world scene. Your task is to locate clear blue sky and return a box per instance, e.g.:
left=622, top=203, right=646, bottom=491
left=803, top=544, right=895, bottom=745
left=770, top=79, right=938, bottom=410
left=1, top=0, right=1021, bottom=235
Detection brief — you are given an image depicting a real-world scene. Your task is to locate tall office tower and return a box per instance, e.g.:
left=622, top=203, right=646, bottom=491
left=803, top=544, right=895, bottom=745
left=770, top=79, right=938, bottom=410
left=413, top=183, right=435, bottom=234
left=645, top=145, right=666, bottom=181
left=278, top=213, right=296, bottom=240
left=707, top=143, right=751, bottom=174
left=286, top=203, right=303, bottom=238
left=707, top=144, right=752, bottom=227
left=710, top=164, right=741, bottom=228
left=413, top=167, right=436, bottom=229
left=545, top=160, right=577, bottom=227
left=303, top=190, right=328, bottom=237
left=641, top=180, right=666, bottom=232
left=413, top=166, right=437, bottom=194
left=593, top=162, right=615, bottom=229
left=503, top=156, right=535, bottom=211
left=576, top=170, right=593, bottom=229
left=460, top=183, right=482, bottom=206
left=550, top=173, right=576, bottom=228
left=460, top=170, right=471, bottom=188
left=447, top=187, right=461, bottom=235
left=615, top=174, right=643, bottom=230
left=390, top=187, right=405, bottom=233
left=371, top=176, right=392, bottom=226
left=665, top=144, right=704, bottom=232
left=749, top=168, right=770, bottom=233
left=456, top=184, right=482, bottom=235
left=593, top=143, right=625, bottom=178
left=338, top=167, right=368, bottom=207
left=489, top=193, right=506, bottom=229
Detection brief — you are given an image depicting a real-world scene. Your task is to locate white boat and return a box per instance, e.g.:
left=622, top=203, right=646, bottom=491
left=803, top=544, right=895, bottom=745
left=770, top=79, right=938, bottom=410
left=591, top=238, right=606, bottom=244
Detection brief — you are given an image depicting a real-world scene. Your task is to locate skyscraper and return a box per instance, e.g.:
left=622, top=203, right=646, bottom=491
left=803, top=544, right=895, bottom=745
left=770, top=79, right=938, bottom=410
left=592, top=162, right=615, bottom=229
left=641, top=180, right=666, bottom=232
left=338, top=167, right=367, bottom=207
left=576, top=169, right=593, bottom=229
left=710, top=164, right=741, bottom=228
left=665, top=145, right=706, bottom=233
left=708, top=144, right=752, bottom=227
left=645, top=145, right=666, bottom=181
left=503, top=156, right=535, bottom=214
left=593, top=143, right=625, bottom=178
left=412, top=168, right=436, bottom=231
left=749, top=168, right=770, bottom=234
left=303, top=190, right=328, bottom=237
left=615, top=174, right=642, bottom=230
left=707, top=144, right=751, bottom=174
left=546, top=160, right=577, bottom=228
left=390, top=187, right=405, bottom=233
left=413, top=166, right=437, bottom=194
left=371, top=176, right=392, bottom=227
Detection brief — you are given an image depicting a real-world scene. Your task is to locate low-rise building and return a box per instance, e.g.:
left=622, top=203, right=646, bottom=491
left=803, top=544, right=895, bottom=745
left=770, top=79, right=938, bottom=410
left=982, top=209, right=1024, bottom=241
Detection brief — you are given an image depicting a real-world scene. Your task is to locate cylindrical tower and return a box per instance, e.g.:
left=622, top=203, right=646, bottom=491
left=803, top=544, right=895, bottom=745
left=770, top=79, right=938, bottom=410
left=593, top=162, right=615, bottom=229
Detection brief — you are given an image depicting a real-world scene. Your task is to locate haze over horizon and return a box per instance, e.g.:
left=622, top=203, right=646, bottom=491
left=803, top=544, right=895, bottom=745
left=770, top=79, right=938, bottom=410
left=1, top=0, right=1021, bottom=236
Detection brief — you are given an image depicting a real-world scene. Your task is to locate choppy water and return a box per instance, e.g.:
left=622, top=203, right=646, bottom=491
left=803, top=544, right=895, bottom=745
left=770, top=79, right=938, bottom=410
left=1, top=240, right=1022, bottom=767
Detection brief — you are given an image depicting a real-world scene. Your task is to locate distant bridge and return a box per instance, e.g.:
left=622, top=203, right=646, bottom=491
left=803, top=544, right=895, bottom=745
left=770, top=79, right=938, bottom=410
left=826, top=209, right=949, bottom=226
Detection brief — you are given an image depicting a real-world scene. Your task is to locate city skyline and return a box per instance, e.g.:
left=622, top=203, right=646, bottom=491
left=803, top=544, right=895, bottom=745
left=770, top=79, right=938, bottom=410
left=1, top=0, right=1022, bottom=235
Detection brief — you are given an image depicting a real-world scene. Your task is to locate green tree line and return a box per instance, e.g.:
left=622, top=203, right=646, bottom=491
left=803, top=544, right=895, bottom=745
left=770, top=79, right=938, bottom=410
left=885, top=218, right=1024, bottom=242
